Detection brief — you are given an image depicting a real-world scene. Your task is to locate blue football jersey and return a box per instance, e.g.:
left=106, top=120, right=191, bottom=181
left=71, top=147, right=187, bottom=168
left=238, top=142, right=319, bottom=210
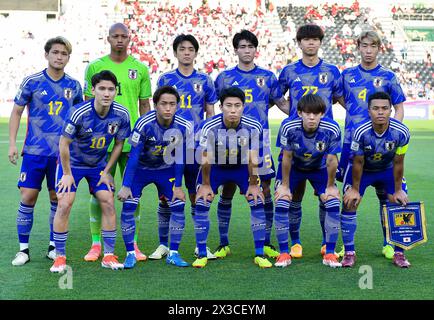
left=61, top=99, right=131, bottom=168
left=198, top=113, right=263, bottom=168
left=277, top=117, right=342, bottom=170
left=342, top=64, right=406, bottom=143
left=350, top=118, right=410, bottom=172
left=278, top=59, right=343, bottom=119
left=14, top=69, right=83, bottom=157
left=157, top=69, right=218, bottom=131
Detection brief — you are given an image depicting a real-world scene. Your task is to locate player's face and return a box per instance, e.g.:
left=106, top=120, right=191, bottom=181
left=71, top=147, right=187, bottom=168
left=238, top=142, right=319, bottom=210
left=369, top=99, right=392, bottom=126
left=298, top=111, right=323, bottom=132
left=298, top=38, right=321, bottom=57
left=108, top=28, right=130, bottom=53
left=92, top=80, right=117, bottom=108
left=358, top=38, right=380, bottom=65
left=155, top=93, right=178, bottom=122
left=45, top=44, right=70, bottom=71
left=220, top=97, right=244, bottom=126
left=235, top=40, right=257, bottom=65
left=174, top=41, right=197, bottom=66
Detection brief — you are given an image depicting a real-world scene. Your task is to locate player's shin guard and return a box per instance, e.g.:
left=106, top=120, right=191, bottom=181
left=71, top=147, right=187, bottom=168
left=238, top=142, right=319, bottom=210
left=217, top=196, right=232, bottom=246
left=274, top=199, right=290, bottom=253
left=288, top=200, right=302, bottom=245
left=376, top=187, right=389, bottom=246
left=319, top=201, right=327, bottom=246
left=249, top=198, right=266, bottom=256
left=194, top=198, right=211, bottom=257
left=121, top=198, right=139, bottom=252
left=17, top=202, right=34, bottom=246
left=89, top=196, right=102, bottom=244
left=168, top=200, right=186, bottom=252
left=157, top=201, right=170, bottom=247
left=49, top=201, right=57, bottom=245
left=101, top=229, right=117, bottom=255
left=341, top=210, right=357, bottom=252
left=264, top=195, right=274, bottom=245
left=324, top=199, right=340, bottom=254
left=53, top=231, right=68, bottom=256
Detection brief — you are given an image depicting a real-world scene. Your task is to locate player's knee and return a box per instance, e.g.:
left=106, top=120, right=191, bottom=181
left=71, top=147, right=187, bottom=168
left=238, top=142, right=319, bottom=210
left=20, top=189, right=38, bottom=206
left=49, top=190, right=58, bottom=203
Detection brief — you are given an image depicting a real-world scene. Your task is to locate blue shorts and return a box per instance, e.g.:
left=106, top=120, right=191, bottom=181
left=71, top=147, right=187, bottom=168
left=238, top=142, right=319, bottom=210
left=343, top=165, right=395, bottom=197
left=337, top=143, right=351, bottom=182
left=18, top=154, right=57, bottom=191
left=131, top=167, right=175, bottom=200
left=275, top=161, right=328, bottom=196
left=197, top=165, right=250, bottom=194
left=184, top=163, right=200, bottom=195
left=55, top=164, right=113, bottom=194
left=258, top=145, right=276, bottom=181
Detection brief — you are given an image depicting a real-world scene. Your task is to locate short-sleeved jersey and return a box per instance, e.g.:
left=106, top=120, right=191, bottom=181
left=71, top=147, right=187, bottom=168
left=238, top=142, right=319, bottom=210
left=277, top=117, right=341, bottom=170
left=84, top=55, right=151, bottom=152
left=157, top=69, right=218, bottom=131
left=62, top=99, right=131, bottom=168
left=350, top=118, right=410, bottom=172
left=14, top=69, right=83, bottom=157
left=127, top=110, right=194, bottom=170
left=341, top=64, right=406, bottom=143
left=214, top=65, right=283, bottom=132
left=198, top=113, right=263, bottom=169
left=278, top=59, right=343, bottom=119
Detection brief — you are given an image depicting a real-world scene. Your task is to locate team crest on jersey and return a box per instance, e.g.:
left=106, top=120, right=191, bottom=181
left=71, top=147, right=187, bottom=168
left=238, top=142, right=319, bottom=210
left=128, top=69, right=138, bottom=80
left=108, top=122, right=119, bottom=135
left=373, top=77, right=383, bottom=87
left=385, top=141, right=395, bottom=151
left=64, top=88, right=73, bottom=99
left=319, top=73, right=328, bottom=84
left=19, top=172, right=27, bottom=182
left=316, top=141, right=325, bottom=151
left=193, top=82, right=203, bottom=93
left=256, top=76, right=265, bottom=87
left=238, top=136, right=248, bottom=147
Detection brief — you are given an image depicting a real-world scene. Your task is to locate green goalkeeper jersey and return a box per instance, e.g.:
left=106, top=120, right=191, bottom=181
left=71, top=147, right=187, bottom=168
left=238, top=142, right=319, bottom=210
left=84, top=55, right=152, bottom=152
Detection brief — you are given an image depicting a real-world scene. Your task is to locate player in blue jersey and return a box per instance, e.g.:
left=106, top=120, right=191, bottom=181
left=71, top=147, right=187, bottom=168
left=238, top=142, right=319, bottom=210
left=9, top=37, right=83, bottom=266
left=274, top=94, right=342, bottom=268
left=154, top=34, right=218, bottom=260
left=213, top=30, right=288, bottom=260
left=337, top=31, right=406, bottom=260
left=192, top=87, right=272, bottom=269
left=49, top=71, right=130, bottom=272
left=278, top=24, right=344, bottom=259
left=341, top=92, right=411, bottom=268
left=117, top=86, right=193, bottom=268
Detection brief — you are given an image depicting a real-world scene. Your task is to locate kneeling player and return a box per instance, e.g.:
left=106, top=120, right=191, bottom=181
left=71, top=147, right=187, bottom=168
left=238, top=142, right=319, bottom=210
left=274, top=94, right=342, bottom=268
left=341, top=92, right=411, bottom=268
left=117, top=86, right=193, bottom=268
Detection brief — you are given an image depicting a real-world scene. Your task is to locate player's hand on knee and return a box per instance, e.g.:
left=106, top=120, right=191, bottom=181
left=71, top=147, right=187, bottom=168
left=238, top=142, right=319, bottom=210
left=246, top=184, right=264, bottom=205
left=8, top=145, right=18, bottom=165
left=97, top=172, right=114, bottom=193
left=323, top=185, right=340, bottom=201
left=172, top=187, right=186, bottom=202
left=392, top=190, right=409, bottom=206
left=274, top=185, right=292, bottom=202
left=196, top=184, right=214, bottom=205
left=57, top=175, right=76, bottom=195
left=117, top=186, right=132, bottom=202
left=343, top=187, right=361, bottom=209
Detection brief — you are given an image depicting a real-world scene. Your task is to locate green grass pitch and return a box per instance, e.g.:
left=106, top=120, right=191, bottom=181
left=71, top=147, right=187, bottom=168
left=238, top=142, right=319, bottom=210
left=0, top=119, right=433, bottom=300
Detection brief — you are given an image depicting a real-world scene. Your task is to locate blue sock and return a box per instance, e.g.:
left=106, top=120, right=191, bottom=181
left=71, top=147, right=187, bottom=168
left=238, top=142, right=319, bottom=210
left=376, top=187, right=389, bottom=246
left=191, top=204, right=196, bottom=216
left=49, top=201, right=57, bottom=243
left=217, top=196, right=232, bottom=246
left=319, top=201, right=327, bottom=246
left=168, top=200, right=185, bottom=251
left=102, top=229, right=116, bottom=255
left=53, top=231, right=68, bottom=256
left=289, top=200, right=302, bottom=245
left=324, top=199, right=340, bottom=254
left=17, top=202, right=34, bottom=245
left=249, top=198, right=266, bottom=256
left=157, top=201, right=170, bottom=247
left=264, top=195, right=274, bottom=245
left=341, top=210, right=357, bottom=252
left=121, top=198, right=139, bottom=252
left=274, top=199, right=290, bottom=253
left=394, top=246, right=404, bottom=253
left=193, top=198, right=211, bottom=257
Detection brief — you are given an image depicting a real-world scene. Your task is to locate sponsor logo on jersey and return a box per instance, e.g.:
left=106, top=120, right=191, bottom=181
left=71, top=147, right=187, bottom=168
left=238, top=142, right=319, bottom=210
left=373, top=77, right=383, bottom=87
left=232, top=81, right=239, bottom=86
left=41, top=90, right=48, bottom=96
left=193, top=82, right=203, bottom=93
left=64, top=88, right=73, bottom=99
left=385, top=141, right=395, bottom=151
left=349, top=78, right=356, bottom=83
left=294, top=77, right=301, bottom=82
left=319, top=73, right=328, bottom=84
left=148, top=136, right=156, bottom=141
left=108, top=122, right=119, bottom=135
left=128, top=69, right=138, bottom=80
left=316, top=141, right=325, bottom=151
left=256, top=76, right=265, bottom=87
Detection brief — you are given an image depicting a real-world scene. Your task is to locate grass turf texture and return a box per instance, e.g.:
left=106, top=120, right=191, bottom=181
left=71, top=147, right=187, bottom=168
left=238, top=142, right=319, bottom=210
left=0, top=119, right=433, bottom=300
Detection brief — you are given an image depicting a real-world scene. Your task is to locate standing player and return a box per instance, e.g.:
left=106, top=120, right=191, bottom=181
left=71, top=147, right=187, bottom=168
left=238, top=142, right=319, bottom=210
left=341, top=92, right=411, bottom=268
left=153, top=34, right=218, bottom=260
left=83, top=23, right=152, bottom=262
left=9, top=37, right=83, bottom=266
left=213, top=30, right=288, bottom=259
left=274, top=94, right=342, bottom=268
left=278, top=24, right=343, bottom=259
left=117, top=86, right=193, bottom=268
left=338, top=31, right=406, bottom=260
left=193, top=87, right=271, bottom=269
left=50, top=70, right=130, bottom=272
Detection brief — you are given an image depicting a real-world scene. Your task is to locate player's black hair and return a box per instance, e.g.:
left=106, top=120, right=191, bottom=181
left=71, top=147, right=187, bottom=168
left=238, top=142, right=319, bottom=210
left=297, top=94, right=326, bottom=114
left=173, top=34, right=199, bottom=52
left=44, top=36, right=72, bottom=54
left=219, top=87, right=245, bottom=105
left=232, top=29, right=258, bottom=49
left=91, top=70, right=118, bottom=88
left=368, top=91, right=392, bottom=108
left=296, top=24, right=324, bottom=42
left=153, top=86, right=181, bottom=105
